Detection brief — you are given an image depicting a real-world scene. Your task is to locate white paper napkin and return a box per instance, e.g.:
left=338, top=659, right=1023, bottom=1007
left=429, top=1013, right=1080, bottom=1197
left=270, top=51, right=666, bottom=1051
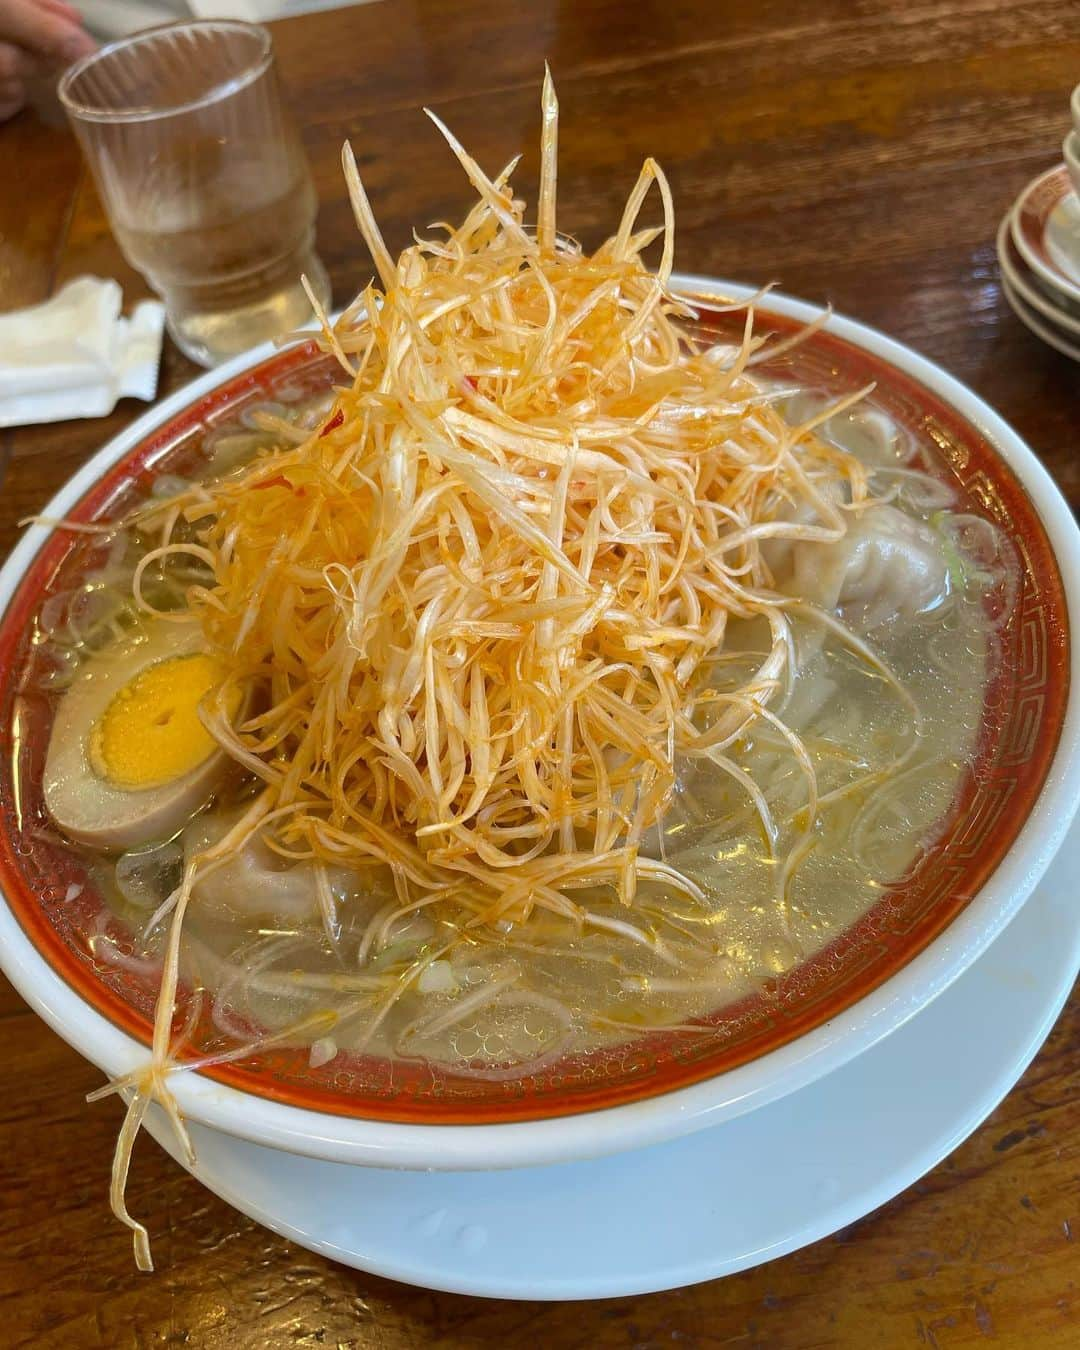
left=0, top=277, right=165, bottom=429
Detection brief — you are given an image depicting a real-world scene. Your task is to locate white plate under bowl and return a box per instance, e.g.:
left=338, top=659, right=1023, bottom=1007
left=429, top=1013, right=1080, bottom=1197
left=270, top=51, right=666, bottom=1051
left=142, top=814, right=1080, bottom=1299
left=2, top=276, right=1080, bottom=1174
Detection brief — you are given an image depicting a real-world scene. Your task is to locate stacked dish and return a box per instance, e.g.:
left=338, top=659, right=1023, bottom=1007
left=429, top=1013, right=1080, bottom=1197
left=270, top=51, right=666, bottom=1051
left=998, top=149, right=1080, bottom=361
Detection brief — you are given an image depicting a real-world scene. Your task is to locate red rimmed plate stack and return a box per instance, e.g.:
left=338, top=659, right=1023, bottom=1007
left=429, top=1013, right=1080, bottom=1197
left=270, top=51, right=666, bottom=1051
left=997, top=88, right=1080, bottom=363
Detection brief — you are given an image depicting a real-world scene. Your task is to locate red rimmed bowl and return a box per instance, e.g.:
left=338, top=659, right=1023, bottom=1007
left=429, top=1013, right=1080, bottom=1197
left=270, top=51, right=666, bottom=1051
left=1, top=277, right=1078, bottom=1170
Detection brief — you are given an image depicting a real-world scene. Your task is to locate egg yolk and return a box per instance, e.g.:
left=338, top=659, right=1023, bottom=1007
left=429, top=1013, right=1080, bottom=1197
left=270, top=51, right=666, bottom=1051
left=89, top=653, right=238, bottom=790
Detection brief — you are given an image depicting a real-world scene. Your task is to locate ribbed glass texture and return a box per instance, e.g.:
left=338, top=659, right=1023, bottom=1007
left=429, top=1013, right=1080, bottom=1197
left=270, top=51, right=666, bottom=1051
left=60, top=22, right=330, bottom=366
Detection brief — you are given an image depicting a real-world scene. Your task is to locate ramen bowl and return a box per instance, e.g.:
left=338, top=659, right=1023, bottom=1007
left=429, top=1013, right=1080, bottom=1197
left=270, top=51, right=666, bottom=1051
left=1, top=279, right=1078, bottom=1171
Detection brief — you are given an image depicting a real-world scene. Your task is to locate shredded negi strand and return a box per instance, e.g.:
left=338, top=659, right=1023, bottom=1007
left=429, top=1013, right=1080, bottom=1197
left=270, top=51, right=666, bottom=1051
left=94, top=70, right=896, bottom=1269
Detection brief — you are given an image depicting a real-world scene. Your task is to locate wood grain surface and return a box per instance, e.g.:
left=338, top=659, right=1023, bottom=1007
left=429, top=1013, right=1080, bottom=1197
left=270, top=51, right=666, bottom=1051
left=0, top=1, right=1078, bottom=1344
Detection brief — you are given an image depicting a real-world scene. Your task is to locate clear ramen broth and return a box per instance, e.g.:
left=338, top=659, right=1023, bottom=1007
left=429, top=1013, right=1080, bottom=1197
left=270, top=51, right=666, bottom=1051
left=15, top=362, right=1017, bottom=1091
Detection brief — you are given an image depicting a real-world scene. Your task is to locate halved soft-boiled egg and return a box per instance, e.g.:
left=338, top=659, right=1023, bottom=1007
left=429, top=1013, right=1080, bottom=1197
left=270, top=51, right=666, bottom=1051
left=44, top=622, right=240, bottom=851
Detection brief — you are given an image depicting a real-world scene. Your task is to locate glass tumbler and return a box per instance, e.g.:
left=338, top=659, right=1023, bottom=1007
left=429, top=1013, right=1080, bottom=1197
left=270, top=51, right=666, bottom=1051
left=59, top=21, right=331, bottom=368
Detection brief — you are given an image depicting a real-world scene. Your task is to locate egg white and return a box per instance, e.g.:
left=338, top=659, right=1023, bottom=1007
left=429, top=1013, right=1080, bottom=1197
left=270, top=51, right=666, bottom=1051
left=44, top=621, right=233, bottom=851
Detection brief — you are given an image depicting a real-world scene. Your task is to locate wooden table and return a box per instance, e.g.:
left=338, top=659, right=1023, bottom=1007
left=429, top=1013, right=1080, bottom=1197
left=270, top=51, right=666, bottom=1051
left=1, top=1, right=1078, bottom=1344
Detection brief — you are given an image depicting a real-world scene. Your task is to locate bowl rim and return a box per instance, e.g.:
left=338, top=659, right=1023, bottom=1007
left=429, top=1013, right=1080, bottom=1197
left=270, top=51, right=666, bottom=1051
left=1, top=276, right=1078, bottom=1170
left=1064, top=131, right=1080, bottom=195
left=1010, top=163, right=1080, bottom=307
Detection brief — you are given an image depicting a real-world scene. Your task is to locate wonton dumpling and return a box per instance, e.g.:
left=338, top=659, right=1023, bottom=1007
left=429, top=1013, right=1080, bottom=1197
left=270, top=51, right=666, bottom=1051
left=184, top=808, right=371, bottom=926
left=781, top=504, right=949, bottom=627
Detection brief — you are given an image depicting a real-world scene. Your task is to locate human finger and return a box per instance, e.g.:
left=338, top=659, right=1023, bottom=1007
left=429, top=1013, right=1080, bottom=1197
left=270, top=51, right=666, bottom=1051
left=0, top=38, right=36, bottom=81
left=39, top=0, right=85, bottom=23
left=0, top=0, right=96, bottom=65
left=0, top=81, right=28, bottom=120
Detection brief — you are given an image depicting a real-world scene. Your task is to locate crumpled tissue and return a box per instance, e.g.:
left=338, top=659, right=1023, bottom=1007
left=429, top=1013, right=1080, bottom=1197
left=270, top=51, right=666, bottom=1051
left=0, top=276, right=165, bottom=429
